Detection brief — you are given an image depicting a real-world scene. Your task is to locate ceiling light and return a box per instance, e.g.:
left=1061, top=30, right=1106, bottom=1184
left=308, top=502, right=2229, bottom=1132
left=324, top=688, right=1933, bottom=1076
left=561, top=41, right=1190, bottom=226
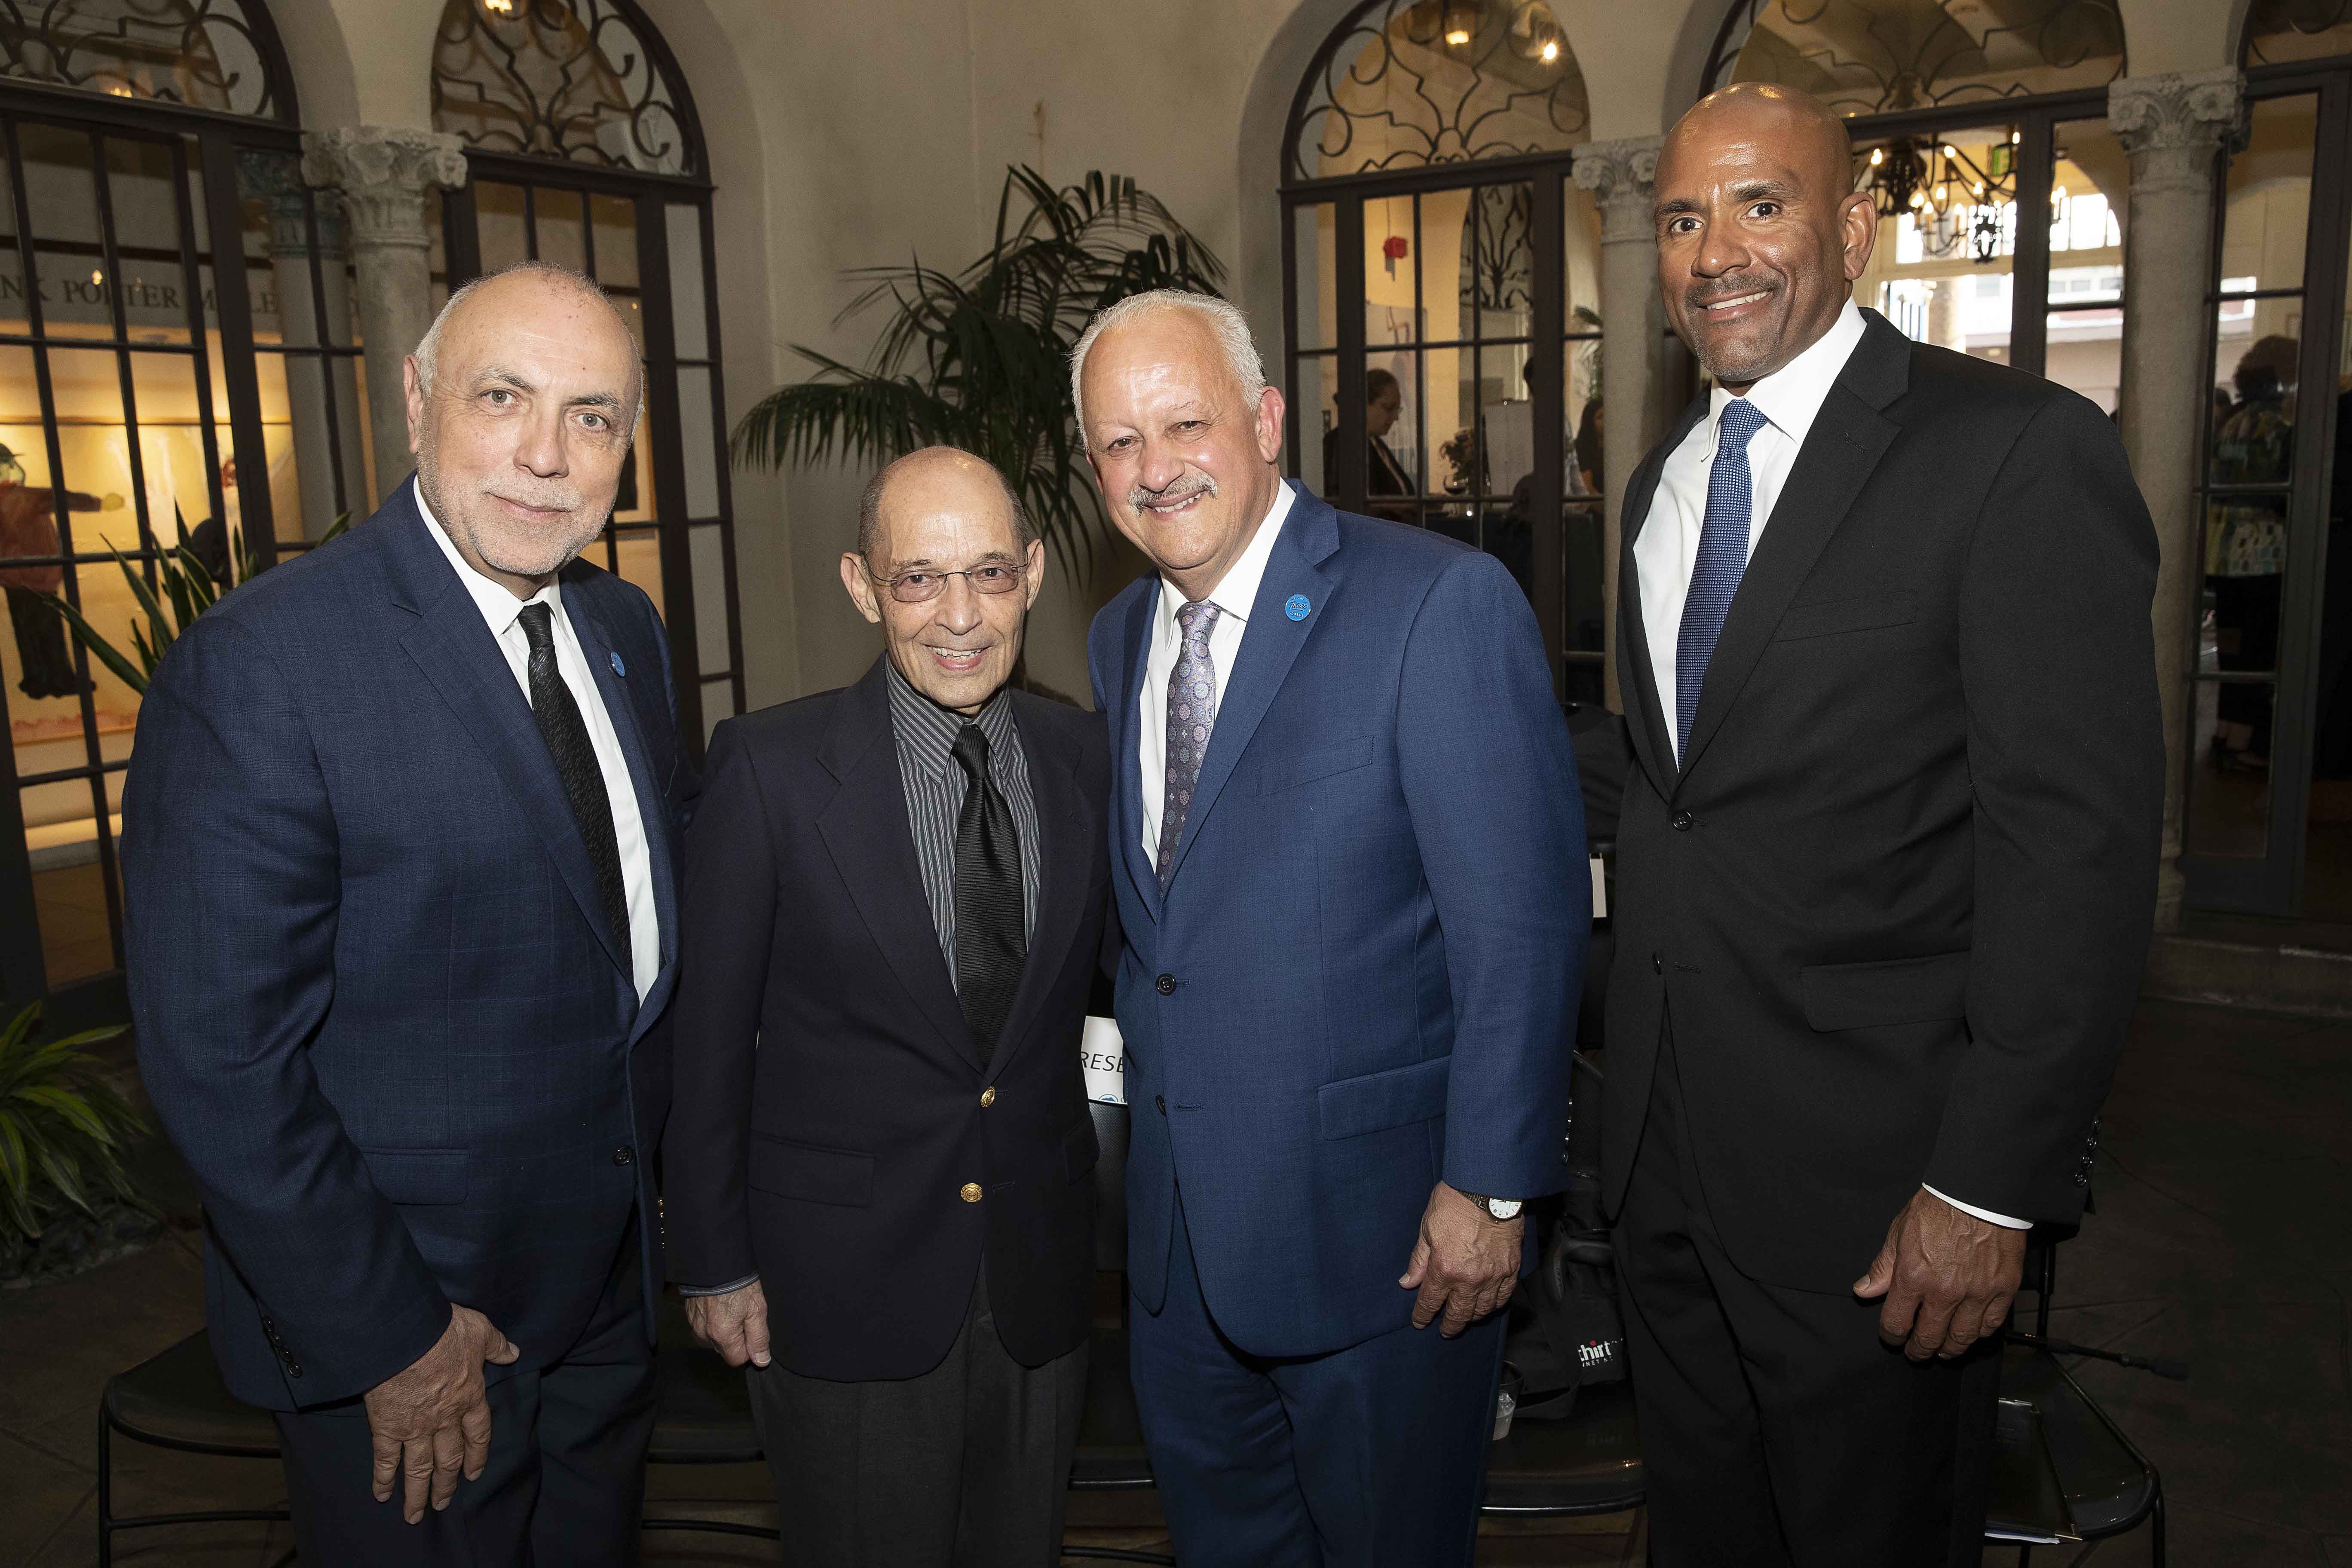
left=1942, top=144, right=1958, bottom=158
left=1869, top=147, right=1884, bottom=165
left=1540, top=39, right=1559, bottom=61
left=1445, top=28, right=1470, bottom=44
left=1973, top=181, right=1985, bottom=196
left=484, top=0, right=514, bottom=13
left=2052, top=184, right=2067, bottom=202
left=1908, top=190, right=1924, bottom=208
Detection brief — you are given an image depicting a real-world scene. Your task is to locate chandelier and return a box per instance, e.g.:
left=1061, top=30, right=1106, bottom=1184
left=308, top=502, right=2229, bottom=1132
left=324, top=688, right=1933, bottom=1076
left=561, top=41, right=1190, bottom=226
left=1861, top=135, right=2018, bottom=265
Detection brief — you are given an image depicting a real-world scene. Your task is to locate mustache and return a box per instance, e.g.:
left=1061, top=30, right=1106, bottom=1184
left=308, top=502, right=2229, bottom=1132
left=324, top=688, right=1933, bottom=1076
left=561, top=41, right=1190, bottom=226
left=1130, top=474, right=1217, bottom=511
left=1685, top=280, right=1779, bottom=312
left=481, top=481, right=585, bottom=513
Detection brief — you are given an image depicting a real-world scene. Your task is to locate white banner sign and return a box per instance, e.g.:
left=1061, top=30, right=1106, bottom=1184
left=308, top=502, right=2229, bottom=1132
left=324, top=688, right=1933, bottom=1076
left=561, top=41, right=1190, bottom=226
left=1080, top=1015, right=1126, bottom=1106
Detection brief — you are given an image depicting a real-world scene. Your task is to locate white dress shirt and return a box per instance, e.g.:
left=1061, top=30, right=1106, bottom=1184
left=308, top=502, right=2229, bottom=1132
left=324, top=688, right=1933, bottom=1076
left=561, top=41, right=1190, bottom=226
left=1138, top=480, right=1296, bottom=859
left=1627, top=304, right=2024, bottom=1233
left=418, top=481, right=660, bottom=1001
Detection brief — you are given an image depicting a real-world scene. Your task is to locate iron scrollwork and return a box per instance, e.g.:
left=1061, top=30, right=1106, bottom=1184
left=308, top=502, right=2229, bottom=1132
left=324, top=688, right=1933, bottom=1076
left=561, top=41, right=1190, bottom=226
left=432, top=0, right=701, bottom=178
left=0, top=0, right=279, bottom=119
left=1703, top=0, right=2125, bottom=118
left=2243, top=0, right=2352, bottom=67
left=1288, top=0, right=1590, bottom=182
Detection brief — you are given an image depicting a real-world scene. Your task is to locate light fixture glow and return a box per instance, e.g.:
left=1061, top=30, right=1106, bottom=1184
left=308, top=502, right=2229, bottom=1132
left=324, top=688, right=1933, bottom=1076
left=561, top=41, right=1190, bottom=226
left=2011, top=129, right=2021, bottom=143
left=88, top=270, right=101, bottom=286
left=1540, top=39, right=1559, bottom=61
left=1942, top=144, right=1958, bottom=158
left=484, top=0, right=514, bottom=13
left=1908, top=190, right=1924, bottom=208
left=1973, top=181, right=1985, bottom=196
left=1445, top=27, right=1470, bottom=43
left=1869, top=147, right=1883, bottom=165
left=2052, top=183, right=2067, bottom=202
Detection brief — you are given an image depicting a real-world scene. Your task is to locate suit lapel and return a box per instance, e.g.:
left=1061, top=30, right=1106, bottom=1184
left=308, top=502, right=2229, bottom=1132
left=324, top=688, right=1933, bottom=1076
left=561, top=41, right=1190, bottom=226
left=1618, top=398, right=1705, bottom=791
left=567, top=588, right=678, bottom=1038
left=1112, top=582, right=1161, bottom=923
left=1675, top=315, right=1909, bottom=788
left=989, top=700, right=1091, bottom=1074
left=1156, top=487, right=1336, bottom=894
left=386, top=505, right=633, bottom=983
left=815, top=662, right=980, bottom=1070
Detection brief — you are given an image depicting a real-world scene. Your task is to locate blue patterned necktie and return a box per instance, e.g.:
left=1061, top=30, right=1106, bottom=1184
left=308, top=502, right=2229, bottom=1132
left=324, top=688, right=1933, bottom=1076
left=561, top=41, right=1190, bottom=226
left=1158, top=600, right=1221, bottom=890
left=1674, top=397, right=1768, bottom=758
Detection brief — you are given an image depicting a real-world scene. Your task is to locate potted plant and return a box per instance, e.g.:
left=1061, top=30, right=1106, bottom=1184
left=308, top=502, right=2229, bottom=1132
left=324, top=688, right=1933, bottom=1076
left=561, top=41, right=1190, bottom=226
left=0, top=1001, right=155, bottom=1288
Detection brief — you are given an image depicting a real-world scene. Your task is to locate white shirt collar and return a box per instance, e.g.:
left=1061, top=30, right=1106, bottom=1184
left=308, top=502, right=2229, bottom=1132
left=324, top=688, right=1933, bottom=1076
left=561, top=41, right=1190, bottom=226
left=414, top=476, right=561, bottom=634
left=1709, top=297, right=1865, bottom=450
left=1155, top=478, right=1296, bottom=627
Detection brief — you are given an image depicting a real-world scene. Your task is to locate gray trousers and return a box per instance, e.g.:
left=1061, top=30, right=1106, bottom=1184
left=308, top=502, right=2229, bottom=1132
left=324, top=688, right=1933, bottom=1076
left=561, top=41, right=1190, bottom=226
left=744, top=1260, right=1089, bottom=1567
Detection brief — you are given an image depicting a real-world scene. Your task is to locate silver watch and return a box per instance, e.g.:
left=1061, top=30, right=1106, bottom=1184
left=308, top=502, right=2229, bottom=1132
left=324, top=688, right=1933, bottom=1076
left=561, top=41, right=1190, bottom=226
left=1460, top=1191, right=1522, bottom=1222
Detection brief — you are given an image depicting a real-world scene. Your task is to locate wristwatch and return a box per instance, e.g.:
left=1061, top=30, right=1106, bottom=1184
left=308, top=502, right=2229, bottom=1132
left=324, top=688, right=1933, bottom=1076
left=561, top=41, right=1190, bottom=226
left=1459, top=1191, right=1523, bottom=1222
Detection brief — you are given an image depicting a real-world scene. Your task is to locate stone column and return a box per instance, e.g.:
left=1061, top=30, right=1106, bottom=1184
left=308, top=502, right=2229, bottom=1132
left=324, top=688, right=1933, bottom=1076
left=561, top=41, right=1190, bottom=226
left=1574, top=134, right=1669, bottom=712
left=2110, top=68, right=2243, bottom=930
left=301, top=126, right=469, bottom=507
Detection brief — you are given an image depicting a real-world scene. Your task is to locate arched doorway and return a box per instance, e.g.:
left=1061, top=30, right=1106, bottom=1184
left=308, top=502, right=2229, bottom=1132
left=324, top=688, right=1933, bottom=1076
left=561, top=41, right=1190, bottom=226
left=0, top=0, right=347, bottom=1018
left=1282, top=0, right=1605, bottom=701
left=429, top=0, right=744, bottom=755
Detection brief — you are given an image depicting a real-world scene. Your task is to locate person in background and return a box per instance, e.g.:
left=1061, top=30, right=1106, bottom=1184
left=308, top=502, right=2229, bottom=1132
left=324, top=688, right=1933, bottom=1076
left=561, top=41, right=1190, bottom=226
left=1079, top=288, right=1586, bottom=1564
left=1323, top=366, right=1415, bottom=521
left=2207, top=334, right=2298, bottom=770
left=1574, top=396, right=1605, bottom=498
left=0, top=447, right=117, bottom=699
left=665, top=446, right=1111, bottom=1568
left=1605, top=85, right=2160, bottom=1564
left=125, top=262, right=691, bottom=1565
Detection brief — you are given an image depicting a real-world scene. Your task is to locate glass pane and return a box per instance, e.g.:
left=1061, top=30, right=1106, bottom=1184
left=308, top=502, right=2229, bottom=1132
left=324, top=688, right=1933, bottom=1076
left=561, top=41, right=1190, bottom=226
left=1290, top=354, right=1332, bottom=495
left=102, top=137, right=187, bottom=287
left=2187, top=679, right=2276, bottom=858
left=667, top=205, right=706, bottom=361
left=1564, top=336, right=1602, bottom=497
left=1429, top=340, right=1477, bottom=495
left=534, top=186, right=586, bottom=275
left=475, top=181, right=528, bottom=275
left=590, top=194, right=638, bottom=290
left=251, top=351, right=338, bottom=545
left=677, top=366, right=719, bottom=518
left=614, top=526, right=664, bottom=620
left=2210, top=313, right=2300, bottom=491
left=2220, top=96, right=2316, bottom=297
left=22, top=783, right=118, bottom=986
left=689, top=523, right=727, bottom=677
left=612, top=426, right=654, bottom=524
left=1468, top=182, right=1535, bottom=343
left=1565, top=173, right=1601, bottom=332
left=1293, top=202, right=1335, bottom=352
left=16, top=122, right=112, bottom=343
left=2044, top=119, right=2126, bottom=415
left=1364, top=348, right=1419, bottom=520
left=1851, top=126, right=2020, bottom=371
left=1364, top=193, right=1421, bottom=348
left=126, top=350, right=215, bottom=547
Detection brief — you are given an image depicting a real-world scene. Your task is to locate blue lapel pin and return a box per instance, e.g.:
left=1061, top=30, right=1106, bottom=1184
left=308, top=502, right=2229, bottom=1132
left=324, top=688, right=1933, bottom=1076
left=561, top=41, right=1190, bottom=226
left=1285, top=593, right=1311, bottom=622
left=609, top=650, right=627, bottom=678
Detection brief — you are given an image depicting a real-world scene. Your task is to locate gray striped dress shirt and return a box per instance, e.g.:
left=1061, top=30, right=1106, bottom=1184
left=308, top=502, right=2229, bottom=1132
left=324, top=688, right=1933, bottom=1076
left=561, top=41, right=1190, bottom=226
left=886, top=663, right=1041, bottom=973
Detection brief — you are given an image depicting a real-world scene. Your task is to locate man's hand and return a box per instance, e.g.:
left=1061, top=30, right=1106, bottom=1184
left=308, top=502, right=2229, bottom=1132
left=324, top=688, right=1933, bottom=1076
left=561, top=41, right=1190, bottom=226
left=1399, top=1182, right=1524, bottom=1337
left=683, top=1280, right=771, bottom=1369
left=361, top=1305, right=520, bottom=1523
left=1853, top=1187, right=2027, bottom=1361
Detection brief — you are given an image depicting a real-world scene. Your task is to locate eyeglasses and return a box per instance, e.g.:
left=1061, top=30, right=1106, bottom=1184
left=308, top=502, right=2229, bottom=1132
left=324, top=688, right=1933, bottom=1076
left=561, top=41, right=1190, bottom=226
left=865, top=561, right=1027, bottom=604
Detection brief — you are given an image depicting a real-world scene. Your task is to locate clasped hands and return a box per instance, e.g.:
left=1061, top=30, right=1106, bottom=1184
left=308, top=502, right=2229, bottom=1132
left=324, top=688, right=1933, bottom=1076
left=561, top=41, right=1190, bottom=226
left=1853, top=1187, right=2028, bottom=1360
left=1400, top=1182, right=1523, bottom=1337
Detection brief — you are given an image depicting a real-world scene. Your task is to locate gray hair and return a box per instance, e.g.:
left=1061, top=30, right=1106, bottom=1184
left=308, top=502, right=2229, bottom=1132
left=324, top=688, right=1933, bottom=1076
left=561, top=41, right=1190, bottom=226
left=413, top=261, right=645, bottom=429
left=1068, top=289, right=1268, bottom=441
left=858, top=446, right=1037, bottom=561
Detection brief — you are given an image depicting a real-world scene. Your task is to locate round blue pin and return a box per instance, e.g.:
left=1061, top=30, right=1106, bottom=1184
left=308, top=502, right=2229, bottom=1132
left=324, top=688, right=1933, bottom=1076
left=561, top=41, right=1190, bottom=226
left=609, top=651, right=627, bottom=677
left=1285, top=593, right=1311, bottom=622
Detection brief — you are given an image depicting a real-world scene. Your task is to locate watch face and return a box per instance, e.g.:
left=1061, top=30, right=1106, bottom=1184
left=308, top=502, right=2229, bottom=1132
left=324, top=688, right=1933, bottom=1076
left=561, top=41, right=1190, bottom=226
left=1489, top=1198, right=1523, bottom=1221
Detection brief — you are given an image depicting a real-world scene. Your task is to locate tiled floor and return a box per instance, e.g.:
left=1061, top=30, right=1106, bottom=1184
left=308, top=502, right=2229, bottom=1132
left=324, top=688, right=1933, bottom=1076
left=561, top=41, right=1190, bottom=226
left=3, top=996, right=2344, bottom=1565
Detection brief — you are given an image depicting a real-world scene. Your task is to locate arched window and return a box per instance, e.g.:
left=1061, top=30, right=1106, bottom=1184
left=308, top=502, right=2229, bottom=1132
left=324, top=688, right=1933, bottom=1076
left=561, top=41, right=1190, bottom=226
left=0, top=0, right=334, bottom=1006
left=431, top=0, right=742, bottom=752
left=1701, top=0, right=2125, bottom=116
left=1283, top=0, right=1604, bottom=701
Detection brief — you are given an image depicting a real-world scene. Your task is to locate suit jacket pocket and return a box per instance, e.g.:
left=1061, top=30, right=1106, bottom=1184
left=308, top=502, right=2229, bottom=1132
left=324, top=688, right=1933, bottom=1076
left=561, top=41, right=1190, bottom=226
left=1773, top=591, right=1917, bottom=642
left=1800, top=950, right=1969, bottom=1031
left=748, top=1135, right=875, bottom=1208
left=1319, top=1056, right=1449, bottom=1139
left=358, top=1148, right=468, bottom=1205
left=1063, top=1117, right=1101, bottom=1184
left=1261, top=736, right=1373, bottom=794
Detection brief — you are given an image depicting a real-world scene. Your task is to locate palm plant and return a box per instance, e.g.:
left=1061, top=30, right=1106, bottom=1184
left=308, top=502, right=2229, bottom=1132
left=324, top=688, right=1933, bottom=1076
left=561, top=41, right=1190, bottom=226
left=44, top=507, right=349, bottom=697
left=730, top=166, right=1225, bottom=576
left=0, top=1001, right=145, bottom=1242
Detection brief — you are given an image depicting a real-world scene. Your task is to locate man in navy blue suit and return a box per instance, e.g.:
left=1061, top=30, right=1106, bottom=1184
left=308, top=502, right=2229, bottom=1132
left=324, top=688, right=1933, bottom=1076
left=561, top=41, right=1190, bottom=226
left=1077, top=290, right=1587, bottom=1564
left=123, top=263, right=692, bottom=1565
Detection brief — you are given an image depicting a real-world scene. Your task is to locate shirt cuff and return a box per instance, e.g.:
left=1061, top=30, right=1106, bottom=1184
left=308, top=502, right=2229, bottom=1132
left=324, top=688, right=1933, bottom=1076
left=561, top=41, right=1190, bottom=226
left=676, top=1274, right=759, bottom=1297
left=1923, top=1186, right=2030, bottom=1230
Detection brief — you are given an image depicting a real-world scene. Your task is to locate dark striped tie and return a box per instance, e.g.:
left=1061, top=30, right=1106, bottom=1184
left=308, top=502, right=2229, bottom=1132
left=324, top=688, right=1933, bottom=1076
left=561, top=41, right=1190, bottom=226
left=951, top=724, right=1025, bottom=1066
left=1674, top=398, right=1768, bottom=758
left=518, top=603, right=630, bottom=969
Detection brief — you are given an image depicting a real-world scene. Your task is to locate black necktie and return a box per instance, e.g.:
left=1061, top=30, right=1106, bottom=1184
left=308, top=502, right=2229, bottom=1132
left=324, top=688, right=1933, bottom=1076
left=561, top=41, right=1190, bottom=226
left=518, top=603, right=630, bottom=972
left=951, top=724, right=1025, bottom=1066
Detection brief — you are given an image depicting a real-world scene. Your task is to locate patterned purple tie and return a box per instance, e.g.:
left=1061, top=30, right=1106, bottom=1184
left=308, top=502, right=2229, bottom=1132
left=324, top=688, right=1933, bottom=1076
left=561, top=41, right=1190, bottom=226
left=1158, top=600, right=1222, bottom=890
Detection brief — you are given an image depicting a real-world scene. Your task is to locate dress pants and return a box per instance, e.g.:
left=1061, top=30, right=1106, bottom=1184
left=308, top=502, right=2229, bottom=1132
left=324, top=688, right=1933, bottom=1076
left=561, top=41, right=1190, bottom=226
left=272, top=1216, right=655, bottom=1568
left=1614, top=1023, right=1999, bottom=1568
left=744, top=1256, right=1088, bottom=1567
left=1130, top=1184, right=1506, bottom=1568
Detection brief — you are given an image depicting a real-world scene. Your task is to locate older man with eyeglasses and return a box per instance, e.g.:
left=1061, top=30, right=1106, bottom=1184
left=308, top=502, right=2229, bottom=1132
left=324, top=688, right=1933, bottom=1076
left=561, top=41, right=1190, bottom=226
left=665, top=445, right=1113, bottom=1568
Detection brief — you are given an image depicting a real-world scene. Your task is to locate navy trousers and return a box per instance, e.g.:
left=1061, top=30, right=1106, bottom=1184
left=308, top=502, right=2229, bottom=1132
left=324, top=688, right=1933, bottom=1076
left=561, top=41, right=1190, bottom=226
left=1129, top=1187, right=1505, bottom=1567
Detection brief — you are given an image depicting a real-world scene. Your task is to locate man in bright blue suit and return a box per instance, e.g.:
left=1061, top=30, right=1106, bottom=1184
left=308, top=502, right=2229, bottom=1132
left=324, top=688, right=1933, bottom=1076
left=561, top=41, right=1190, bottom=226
left=124, top=263, right=691, bottom=1565
left=1077, top=290, right=1587, bottom=1564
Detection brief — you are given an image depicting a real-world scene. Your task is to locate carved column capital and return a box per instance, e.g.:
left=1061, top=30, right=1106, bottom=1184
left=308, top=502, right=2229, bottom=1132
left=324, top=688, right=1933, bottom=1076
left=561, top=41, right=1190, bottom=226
left=2109, top=68, right=2244, bottom=198
left=1573, top=135, right=1663, bottom=245
left=301, top=126, right=469, bottom=253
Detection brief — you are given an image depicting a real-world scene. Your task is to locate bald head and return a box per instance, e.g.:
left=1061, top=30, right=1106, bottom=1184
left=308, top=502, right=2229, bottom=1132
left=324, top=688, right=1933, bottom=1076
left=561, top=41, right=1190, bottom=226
left=1654, top=83, right=1875, bottom=389
left=858, top=447, right=1033, bottom=561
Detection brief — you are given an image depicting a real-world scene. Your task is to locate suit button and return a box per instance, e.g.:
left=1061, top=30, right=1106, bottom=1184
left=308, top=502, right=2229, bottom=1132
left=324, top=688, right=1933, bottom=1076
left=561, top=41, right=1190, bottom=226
left=1672, top=811, right=1694, bottom=831
left=2073, top=1173, right=2090, bottom=1187
left=612, top=1145, right=635, bottom=1167
left=285, top=1361, right=303, bottom=1378
left=1155, top=1095, right=1167, bottom=1115
left=960, top=1182, right=983, bottom=1203
left=1651, top=953, right=1663, bottom=974
left=980, top=1086, right=996, bottom=1108
left=1155, top=974, right=1176, bottom=995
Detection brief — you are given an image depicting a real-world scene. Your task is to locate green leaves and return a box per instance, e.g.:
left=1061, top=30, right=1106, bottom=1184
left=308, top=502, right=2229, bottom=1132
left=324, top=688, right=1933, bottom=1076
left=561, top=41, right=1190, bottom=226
left=0, top=1002, right=145, bottom=1243
left=732, top=165, right=1225, bottom=578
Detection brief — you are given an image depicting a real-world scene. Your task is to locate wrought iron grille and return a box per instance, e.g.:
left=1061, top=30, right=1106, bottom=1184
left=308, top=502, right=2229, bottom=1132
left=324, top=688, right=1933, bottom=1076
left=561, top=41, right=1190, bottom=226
left=1702, top=0, right=2125, bottom=118
left=2244, top=0, right=2352, bottom=67
left=0, top=0, right=283, bottom=120
left=1286, top=0, right=1589, bottom=182
left=432, top=0, right=701, bottom=178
